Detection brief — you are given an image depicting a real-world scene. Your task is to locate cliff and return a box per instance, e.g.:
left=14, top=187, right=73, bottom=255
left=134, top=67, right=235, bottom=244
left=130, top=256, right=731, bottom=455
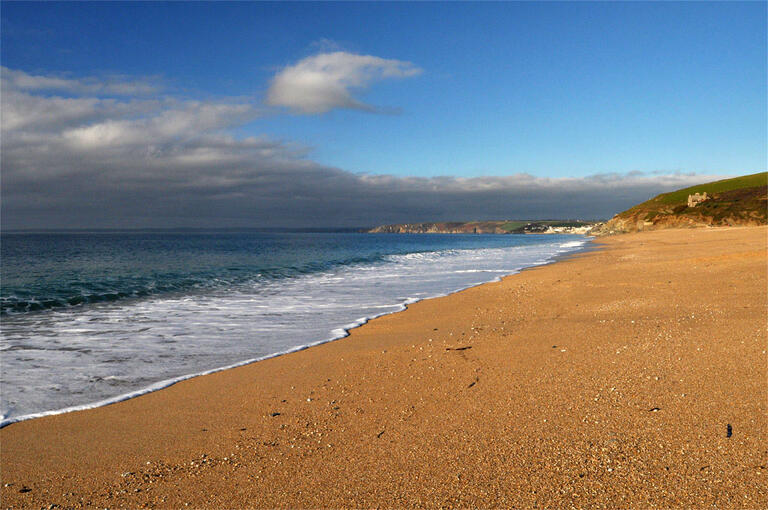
left=368, top=220, right=596, bottom=235
left=593, top=172, right=767, bottom=235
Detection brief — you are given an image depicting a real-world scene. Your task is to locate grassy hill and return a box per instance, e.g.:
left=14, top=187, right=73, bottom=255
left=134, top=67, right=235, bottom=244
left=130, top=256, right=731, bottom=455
left=595, top=172, right=767, bottom=235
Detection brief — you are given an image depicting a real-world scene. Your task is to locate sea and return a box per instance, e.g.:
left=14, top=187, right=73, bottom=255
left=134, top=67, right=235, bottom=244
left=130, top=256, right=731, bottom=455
left=0, top=230, right=591, bottom=427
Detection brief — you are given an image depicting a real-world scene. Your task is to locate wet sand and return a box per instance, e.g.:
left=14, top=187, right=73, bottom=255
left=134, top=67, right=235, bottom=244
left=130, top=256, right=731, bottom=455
left=1, top=226, right=766, bottom=508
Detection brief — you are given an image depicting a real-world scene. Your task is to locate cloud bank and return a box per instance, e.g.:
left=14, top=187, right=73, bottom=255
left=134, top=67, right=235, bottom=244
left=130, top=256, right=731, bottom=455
left=1, top=66, right=722, bottom=229
left=266, top=51, right=422, bottom=114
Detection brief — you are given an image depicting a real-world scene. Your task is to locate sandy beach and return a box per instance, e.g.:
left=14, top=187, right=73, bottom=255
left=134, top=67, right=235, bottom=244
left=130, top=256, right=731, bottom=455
left=1, top=226, right=766, bottom=508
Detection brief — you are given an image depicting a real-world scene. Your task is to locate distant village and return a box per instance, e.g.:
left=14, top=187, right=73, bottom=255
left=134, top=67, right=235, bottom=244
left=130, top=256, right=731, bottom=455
left=368, top=220, right=600, bottom=235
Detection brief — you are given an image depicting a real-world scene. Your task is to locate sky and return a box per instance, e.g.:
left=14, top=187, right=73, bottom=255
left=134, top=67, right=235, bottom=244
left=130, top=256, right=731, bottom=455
left=1, top=1, right=765, bottom=229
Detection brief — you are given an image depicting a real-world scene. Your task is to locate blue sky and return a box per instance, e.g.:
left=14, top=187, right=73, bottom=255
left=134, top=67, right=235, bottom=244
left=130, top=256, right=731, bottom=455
left=1, top=1, right=765, bottom=227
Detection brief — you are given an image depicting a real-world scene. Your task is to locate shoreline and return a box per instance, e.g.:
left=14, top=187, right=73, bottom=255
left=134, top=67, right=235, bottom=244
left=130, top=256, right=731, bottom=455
left=0, top=236, right=594, bottom=429
left=1, top=226, right=765, bottom=508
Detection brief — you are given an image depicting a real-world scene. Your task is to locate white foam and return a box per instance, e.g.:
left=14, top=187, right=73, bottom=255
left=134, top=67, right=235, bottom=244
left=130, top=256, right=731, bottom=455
left=559, top=240, right=588, bottom=248
left=0, top=235, right=592, bottom=427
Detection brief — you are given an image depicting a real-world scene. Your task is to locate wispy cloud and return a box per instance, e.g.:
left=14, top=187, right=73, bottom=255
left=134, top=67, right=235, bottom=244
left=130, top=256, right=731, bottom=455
left=1, top=66, right=723, bottom=229
left=1, top=66, right=160, bottom=96
left=265, top=51, right=422, bottom=114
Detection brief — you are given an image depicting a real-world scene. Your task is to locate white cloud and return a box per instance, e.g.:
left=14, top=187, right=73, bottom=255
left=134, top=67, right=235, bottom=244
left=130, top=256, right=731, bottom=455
left=1, top=66, right=160, bottom=96
left=265, top=51, right=422, bottom=114
left=62, top=103, right=257, bottom=149
left=1, top=66, right=726, bottom=229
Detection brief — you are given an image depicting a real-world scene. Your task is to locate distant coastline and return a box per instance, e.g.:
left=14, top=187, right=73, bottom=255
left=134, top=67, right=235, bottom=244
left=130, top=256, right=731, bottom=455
left=367, top=220, right=599, bottom=235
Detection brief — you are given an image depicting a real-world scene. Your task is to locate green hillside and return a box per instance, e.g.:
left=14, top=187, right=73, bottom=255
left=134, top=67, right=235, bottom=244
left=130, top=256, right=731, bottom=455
left=634, top=172, right=766, bottom=207
left=596, top=172, right=767, bottom=234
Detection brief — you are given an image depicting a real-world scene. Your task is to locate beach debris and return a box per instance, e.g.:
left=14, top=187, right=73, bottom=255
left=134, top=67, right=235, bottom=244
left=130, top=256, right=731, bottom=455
left=270, top=412, right=281, bottom=417
left=446, top=346, right=472, bottom=351
left=648, top=407, right=661, bottom=412
left=18, top=486, right=31, bottom=493
left=727, top=424, right=733, bottom=437
left=377, top=430, right=385, bottom=438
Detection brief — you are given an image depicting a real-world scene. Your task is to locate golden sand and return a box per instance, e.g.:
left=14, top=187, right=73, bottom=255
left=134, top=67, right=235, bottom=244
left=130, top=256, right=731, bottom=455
left=1, top=226, right=766, bottom=508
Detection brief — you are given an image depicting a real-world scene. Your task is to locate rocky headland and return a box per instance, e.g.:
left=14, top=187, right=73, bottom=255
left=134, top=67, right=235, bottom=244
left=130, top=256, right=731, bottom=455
left=368, top=220, right=597, bottom=235
left=592, top=172, right=767, bottom=235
